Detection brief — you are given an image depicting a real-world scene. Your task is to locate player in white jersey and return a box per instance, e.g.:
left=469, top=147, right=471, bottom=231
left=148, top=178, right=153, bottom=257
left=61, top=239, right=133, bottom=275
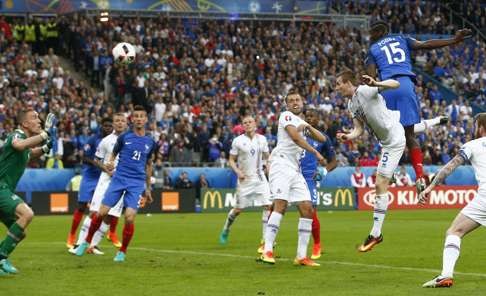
left=259, top=88, right=327, bottom=267
left=219, top=116, right=272, bottom=252
left=335, top=70, right=405, bottom=252
left=69, top=113, right=127, bottom=255
left=420, top=113, right=486, bottom=288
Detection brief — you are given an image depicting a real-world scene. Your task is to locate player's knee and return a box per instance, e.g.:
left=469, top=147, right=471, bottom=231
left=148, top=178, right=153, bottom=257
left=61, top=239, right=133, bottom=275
left=20, top=206, right=34, bottom=223
left=233, top=208, right=242, bottom=215
left=446, top=227, right=465, bottom=238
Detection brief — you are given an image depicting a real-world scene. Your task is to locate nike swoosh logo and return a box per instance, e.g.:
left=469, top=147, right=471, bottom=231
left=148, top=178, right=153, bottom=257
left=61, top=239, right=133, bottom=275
left=125, top=142, right=132, bottom=145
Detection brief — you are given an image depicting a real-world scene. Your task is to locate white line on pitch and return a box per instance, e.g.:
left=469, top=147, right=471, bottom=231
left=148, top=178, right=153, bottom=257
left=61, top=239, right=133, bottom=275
left=27, top=242, right=486, bottom=278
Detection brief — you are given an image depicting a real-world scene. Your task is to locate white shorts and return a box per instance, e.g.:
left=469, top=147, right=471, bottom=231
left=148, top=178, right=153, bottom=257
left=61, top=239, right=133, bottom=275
left=90, top=178, right=124, bottom=217
left=269, top=162, right=311, bottom=203
left=461, top=194, right=486, bottom=226
left=235, top=177, right=271, bottom=209
left=378, top=132, right=406, bottom=179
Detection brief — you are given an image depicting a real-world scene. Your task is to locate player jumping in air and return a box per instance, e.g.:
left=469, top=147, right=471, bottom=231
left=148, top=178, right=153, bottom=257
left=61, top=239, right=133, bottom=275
left=300, top=109, right=337, bottom=259
left=335, top=70, right=404, bottom=252
left=219, top=116, right=272, bottom=254
left=259, top=88, right=327, bottom=267
left=0, top=110, right=56, bottom=275
left=365, top=20, right=471, bottom=194
left=419, top=113, right=486, bottom=288
left=76, top=106, right=155, bottom=262
left=66, top=118, right=114, bottom=248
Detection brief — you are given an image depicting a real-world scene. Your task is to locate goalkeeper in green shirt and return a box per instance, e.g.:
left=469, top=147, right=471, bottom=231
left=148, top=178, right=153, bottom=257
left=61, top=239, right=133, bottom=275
left=0, top=109, right=56, bottom=275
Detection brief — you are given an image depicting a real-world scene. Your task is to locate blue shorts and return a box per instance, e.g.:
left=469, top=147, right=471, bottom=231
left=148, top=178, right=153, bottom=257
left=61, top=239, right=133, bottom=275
left=381, top=75, right=420, bottom=126
left=78, top=175, right=99, bottom=203
left=304, top=178, right=318, bottom=206
left=102, top=175, right=145, bottom=210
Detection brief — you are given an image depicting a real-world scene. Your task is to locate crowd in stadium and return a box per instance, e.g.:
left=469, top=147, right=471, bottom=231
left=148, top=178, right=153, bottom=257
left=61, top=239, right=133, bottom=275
left=0, top=0, right=484, bottom=171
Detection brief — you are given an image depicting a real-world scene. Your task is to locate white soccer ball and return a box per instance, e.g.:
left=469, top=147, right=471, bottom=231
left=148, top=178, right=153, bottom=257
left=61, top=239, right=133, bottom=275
left=112, top=42, right=136, bottom=64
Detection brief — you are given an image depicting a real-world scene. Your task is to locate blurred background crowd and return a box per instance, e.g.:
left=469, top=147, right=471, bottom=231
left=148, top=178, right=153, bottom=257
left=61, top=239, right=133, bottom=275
left=0, top=0, right=484, bottom=173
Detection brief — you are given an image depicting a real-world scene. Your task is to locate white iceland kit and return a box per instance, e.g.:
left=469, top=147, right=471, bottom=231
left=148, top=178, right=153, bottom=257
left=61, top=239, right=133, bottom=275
left=269, top=111, right=311, bottom=203
left=90, top=133, right=124, bottom=217
left=459, top=137, right=486, bottom=225
left=348, top=85, right=406, bottom=178
left=230, top=133, right=271, bottom=208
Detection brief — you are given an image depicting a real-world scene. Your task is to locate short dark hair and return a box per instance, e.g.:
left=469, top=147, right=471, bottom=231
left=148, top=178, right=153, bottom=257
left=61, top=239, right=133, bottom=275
left=285, top=88, right=300, bottom=103
left=133, top=105, right=147, bottom=113
left=336, top=68, right=357, bottom=85
left=370, top=19, right=389, bottom=34
left=305, top=108, right=319, bottom=116
left=16, top=108, right=35, bottom=126
left=474, top=113, right=486, bottom=131
left=101, top=117, right=113, bottom=125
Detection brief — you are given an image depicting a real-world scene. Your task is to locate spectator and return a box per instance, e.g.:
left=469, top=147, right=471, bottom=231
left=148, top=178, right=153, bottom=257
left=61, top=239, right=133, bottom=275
left=175, top=171, right=193, bottom=189
left=395, top=165, right=414, bottom=187
left=367, top=170, right=377, bottom=188
left=350, top=166, right=366, bottom=188
left=196, top=173, right=210, bottom=201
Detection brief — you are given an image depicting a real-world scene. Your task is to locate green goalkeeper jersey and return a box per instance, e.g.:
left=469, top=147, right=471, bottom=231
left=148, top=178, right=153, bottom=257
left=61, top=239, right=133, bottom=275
left=0, top=129, right=31, bottom=192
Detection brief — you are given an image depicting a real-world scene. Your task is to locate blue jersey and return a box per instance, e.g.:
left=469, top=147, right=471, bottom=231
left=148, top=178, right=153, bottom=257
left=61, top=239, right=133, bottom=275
left=300, top=133, right=335, bottom=180
left=366, top=34, right=416, bottom=80
left=82, top=134, right=103, bottom=179
left=112, top=131, right=156, bottom=182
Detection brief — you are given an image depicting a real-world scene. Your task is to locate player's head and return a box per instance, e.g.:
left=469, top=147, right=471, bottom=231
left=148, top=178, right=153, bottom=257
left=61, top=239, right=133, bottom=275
left=132, top=105, right=148, bottom=129
left=113, top=113, right=128, bottom=134
left=304, top=108, right=320, bottom=127
left=335, top=69, right=357, bottom=98
left=473, top=113, right=486, bottom=139
left=369, top=20, right=389, bottom=43
left=17, top=109, right=42, bottom=136
left=100, top=117, right=113, bottom=136
left=285, top=88, right=304, bottom=115
left=242, top=116, right=256, bottom=134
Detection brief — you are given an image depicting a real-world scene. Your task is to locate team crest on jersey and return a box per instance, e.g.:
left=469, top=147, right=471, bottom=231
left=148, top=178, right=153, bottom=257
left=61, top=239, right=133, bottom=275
left=145, top=144, right=150, bottom=152
left=285, top=115, right=291, bottom=121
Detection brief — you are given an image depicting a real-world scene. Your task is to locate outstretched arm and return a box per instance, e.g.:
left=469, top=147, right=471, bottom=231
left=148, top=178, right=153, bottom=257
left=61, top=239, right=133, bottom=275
left=336, top=118, right=364, bottom=141
left=362, top=75, right=400, bottom=91
left=411, top=29, right=472, bottom=50
left=285, top=125, right=326, bottom=166
left=418, top=155, right=465, bottom=204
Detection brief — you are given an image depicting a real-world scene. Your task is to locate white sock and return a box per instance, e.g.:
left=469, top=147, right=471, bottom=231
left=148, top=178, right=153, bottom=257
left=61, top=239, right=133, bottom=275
left=441, top=235, right=461, bottom=278
left=264, top=212, right=283, bottom=253
left=414, top=117, right=442, bottom=133
left=297, top=218, right=313, bottom=259
left=222, top=209, right=238, bottom=232
left=76, top=216, right=91, bottom=246
left=261, top=209, right=271, bottom=241
left=370, top=194, right=388, bottom=238
left=90, top=222, right=110, bottom=248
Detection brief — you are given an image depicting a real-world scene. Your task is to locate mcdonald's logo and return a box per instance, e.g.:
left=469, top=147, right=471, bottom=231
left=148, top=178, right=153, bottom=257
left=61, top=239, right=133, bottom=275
left=203, top=190, right=223, bottom=209
left=334, top=189, right=354, bottom=207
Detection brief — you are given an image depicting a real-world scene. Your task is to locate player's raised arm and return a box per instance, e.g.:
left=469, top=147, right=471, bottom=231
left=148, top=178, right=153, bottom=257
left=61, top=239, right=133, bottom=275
left=418, top=154, right=465, bottom=204
left=362, top=75, right=400, bottom=91
left=12, top=112, right=56, bottom=152
left=411, top=29, right=472, bottom=50
left=285, top=125, right=325, bottom=166
left=304, top=124, right=327, bottom=143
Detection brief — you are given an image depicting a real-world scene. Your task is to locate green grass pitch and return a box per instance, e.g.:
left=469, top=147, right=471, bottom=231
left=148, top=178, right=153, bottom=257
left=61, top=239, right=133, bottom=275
left=1, top=210, right=485, bottom=295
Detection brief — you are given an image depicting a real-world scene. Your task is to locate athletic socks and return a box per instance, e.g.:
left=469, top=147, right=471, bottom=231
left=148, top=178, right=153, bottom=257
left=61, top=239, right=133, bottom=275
left=264, top=212, right=283, bottom=253
left=297, top=218, right=313, bottom=259
left=76, top=216, right=92, bottom=246
left=441, top=235, right=461, bottom=278
left=261, top=209, right=271, bottom=240
left=85, top=214, right=103, bottom=244
left=120, top=223, right=135, bottom=253
left=109, top=216, right=119, bottom=234
left=370, top=194, right=388, bottom=238
left=414, top=117, right=443, bottom=133
left=222, top=209, right=238, bottom=232
left=91, top=222, right=110, bottom=248
left=69, top=208, right=84, bottom=236
left=410, top=147, right=424, bottom=179
left=0, top=223, right=25, bottom=260
left=311, top=209, right=321, bottom=245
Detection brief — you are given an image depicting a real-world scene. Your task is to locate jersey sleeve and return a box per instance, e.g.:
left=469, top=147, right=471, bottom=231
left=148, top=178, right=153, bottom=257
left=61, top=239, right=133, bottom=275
left=365, top=50, right=376, bottom=66
left=279, top=112, right=300, bottom=129
left=404, top=36, right=417, bottom=50
left=459, top=142, right=473, bottom=162
left=83, top=136, right=97, bottom=159
left=261, top=136, right=269, bottom=153
left=146, top=139, right=156, bottom=164
left=360, top=85, right=379, bottom=99
left=229, top=138, right=239, bottom=156
left=112, top=133, right=125, bottom=156
left=95, top=138, right=107, bottom=160
left=320, top=134, right=336, bottom=160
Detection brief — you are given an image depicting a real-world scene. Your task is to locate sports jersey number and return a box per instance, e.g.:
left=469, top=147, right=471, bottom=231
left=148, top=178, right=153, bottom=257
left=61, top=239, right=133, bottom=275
left=132, top=150, right=142, bottom=161
left=380, top=42, right=405, bottom=64
left=382, top=152, right=389, bottom=165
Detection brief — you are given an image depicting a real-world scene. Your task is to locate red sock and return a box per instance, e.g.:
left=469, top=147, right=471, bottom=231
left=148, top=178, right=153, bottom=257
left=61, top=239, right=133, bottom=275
left=109, top=216, right=119, bottom=234
left=410, top=147, right=424, bottom=179
left=120, top=223, right=135, bottom=253
left=85, top=214, right=103, bottom=244
left=69, top=209, right=84, bottom=235
left=311, top=209, right=320, bottom=245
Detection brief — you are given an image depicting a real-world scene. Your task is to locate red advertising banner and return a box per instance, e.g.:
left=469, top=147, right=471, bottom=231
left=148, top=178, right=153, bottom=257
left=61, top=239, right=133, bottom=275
left=357, top=185, right=479, bottom=210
